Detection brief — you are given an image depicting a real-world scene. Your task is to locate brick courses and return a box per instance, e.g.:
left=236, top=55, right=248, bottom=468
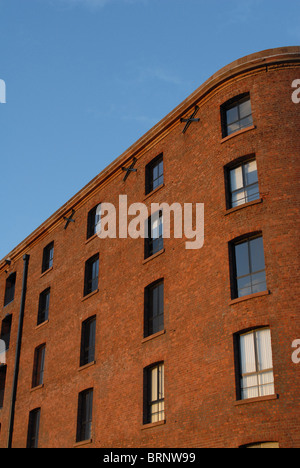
left=0, top=47, right=299, bottom=448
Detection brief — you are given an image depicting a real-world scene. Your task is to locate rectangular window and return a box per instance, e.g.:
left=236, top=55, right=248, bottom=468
left=237, top=328, right=275, bottom=400
left=232, top=235, right=267, bottom=298
left=32, top=344, right=46, bottom=388
left=228, top=159, right=260, bottom=208
left=144, top=363, right=165, bottom=424
left=80, top=316, right=96, bottom=367
left=0, top=365, right=7, bottom=408
left=4, top=273, right=16, bottom=307
left=42, top=242, right=54, bottom=273
left=146, top=155, right=164, bottom=194
left=37, top=288, right=50, bottom=325
left=27, top=408, right=41, bottom=448
left=84, top=254, right=99, bottom=296
left=76, top=388, right=93, bottom=442
left=87, top=204, right=101, bottom=239
left=222, top=94, right=253, bottom=137
left=145, top=211, right=163, bottom=259
left=144, top=281, right=164, bottom=338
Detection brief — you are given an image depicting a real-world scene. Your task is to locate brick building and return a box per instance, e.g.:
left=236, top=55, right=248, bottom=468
left=0, top=46, right=299, bottom=448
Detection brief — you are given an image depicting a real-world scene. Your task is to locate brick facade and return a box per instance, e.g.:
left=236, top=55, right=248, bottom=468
left=0, top=47, right=299, bottom=448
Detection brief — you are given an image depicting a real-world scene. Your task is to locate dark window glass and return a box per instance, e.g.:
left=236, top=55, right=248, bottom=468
left=42, top=242, right=54, bottom=273
left=0, top=365, right=7, bottom=408
left=32, top=344, right=46, bottom=388
left=1, top=315, right=12, bottom=351
left=4, top=273, right=16, bottom=307
left=228, top=159, right=260, bottom=208
left=144, top=281, right=164, bottom=337
left=37, top=288, right=50, bottom=325
left=87, top=204, right=101, bottom=239
left=84, top=255, right=99, bottom=296
left=27, top=408, right=41, bottom=448
left=145, top=211, right=163, bottom=259
left=80, top=316, right=96, bottom=367
left=76, top=388, right=93, bottom=442
left=144, top=363, right=164, bottom=424
left=146, top=155, right=164, bottom=194
left=222, top=94, right=253, bottom=137
left=232, top=235, right=267, bottom=298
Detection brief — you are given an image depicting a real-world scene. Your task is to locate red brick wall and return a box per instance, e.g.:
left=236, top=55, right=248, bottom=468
left=0, top=52, right=299, bottom=448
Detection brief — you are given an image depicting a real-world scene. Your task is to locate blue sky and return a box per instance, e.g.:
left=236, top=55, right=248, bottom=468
left=0, top=0, right=299, bottom=259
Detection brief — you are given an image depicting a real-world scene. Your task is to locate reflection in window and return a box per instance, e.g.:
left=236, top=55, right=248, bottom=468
left=145, top=363, right=165, bottom=424
left=232, top=235, right=267, bottom=298
left=229, top=160, right=260, bottom=208
left=238, top=328, right=275, bottom=400
left=222, top=94, right=253, bottom=137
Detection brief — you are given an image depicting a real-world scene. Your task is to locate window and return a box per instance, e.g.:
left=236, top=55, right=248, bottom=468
left=37, top=288, right=50, bottom=325
left=32, top=344, right=46, bottom=388
left=76, top=388, right=93, bottom=442
left=145, top=211, right=163, bottom=259
left=0, top=365, right=7, bottom=408
left=4, top=272, right=16, bottom=307
left=227, top=159, right=260, bottom=208
left=144, top=280, right=164, bottom=338
left=236, top=328, right=275, bottom=401
left=146, top=154, right=164, bottom=194
left=221, top=94, right=253, bottom=137
left=1, top=315, right=12, bottom=351
left=231, top=235, right=267, bottom=299
left=80, top=316, right=96, bottom=367
left=84, top=255, right=99, bottom=296
left=42, top=242, right=54, bottom=273
left=144, top=363, right=165, bottom=424
left=87, top=204, right=101, bottom=239
left=27, top=408, right=41, bottom=448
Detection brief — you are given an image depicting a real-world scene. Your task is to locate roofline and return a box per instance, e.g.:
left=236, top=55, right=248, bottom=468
left=1, top=46, right=300, bottom=268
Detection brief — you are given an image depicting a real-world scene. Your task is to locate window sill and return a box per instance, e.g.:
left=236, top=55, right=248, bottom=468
left=143, top=249, right=165, bottom=265
left=141, top=419, right=166, bottom=430
left=40, top=266, right=53, bottom=278
left=221, top=125, right=256, bottom=144
left=225, top=198, right=263, bottom=216
left=78, top=361, right=96, bottom=372
left=30, top=384, right=44, bottom=393
left=234, top=394, right=278, bottom=406
left=74, top=439, right=93, bottom=448
left=35, top=320, right=49, bottom=331
left=230, top=290, right=270, bottom=306
left=142, top=329, right=166, bottom=344
left=144, top=183, right=165, bottom=201
left=81, top=289, right=99, bottom=302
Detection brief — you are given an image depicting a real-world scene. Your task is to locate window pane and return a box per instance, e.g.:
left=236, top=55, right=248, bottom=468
left=240, top=115, right=253, bottom=130
left=249, top=237, right=266, bottom=273
left=246, top=183, right=260, bottom=203
left=250, top=271, right=267, bottom=294
left=239, top=99, right=252, bottom=119
left=240, top=333, right=256, bottom=374
left=256, top=329, right=273, bottom=371
left=235, top=242, right=250, bottom=277
left=227, top=121, right=240, bottom=135
left=227, top=106, right=239, bottom=125
left=230, top=166, right=244, bottom=191
left=244, top=160, right=258, bottom=186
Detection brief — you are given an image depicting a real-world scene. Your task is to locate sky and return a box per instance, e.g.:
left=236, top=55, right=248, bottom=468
left=0, top=0, right=299, bottom=260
